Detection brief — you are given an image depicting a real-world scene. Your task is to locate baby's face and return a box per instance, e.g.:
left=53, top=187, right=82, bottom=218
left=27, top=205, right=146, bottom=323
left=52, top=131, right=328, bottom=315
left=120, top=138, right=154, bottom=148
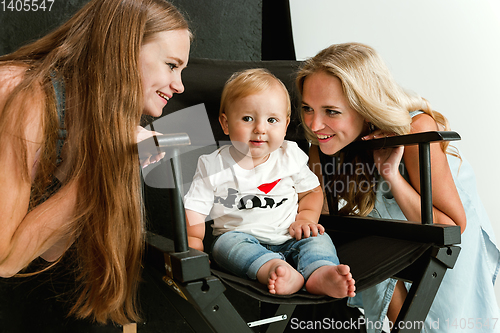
left=220, top=84, right=290, bottom=167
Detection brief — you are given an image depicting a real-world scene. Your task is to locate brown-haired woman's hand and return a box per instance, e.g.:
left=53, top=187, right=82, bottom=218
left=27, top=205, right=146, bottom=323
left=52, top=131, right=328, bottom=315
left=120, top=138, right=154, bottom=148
left=136, top=126, right=166, bottom=168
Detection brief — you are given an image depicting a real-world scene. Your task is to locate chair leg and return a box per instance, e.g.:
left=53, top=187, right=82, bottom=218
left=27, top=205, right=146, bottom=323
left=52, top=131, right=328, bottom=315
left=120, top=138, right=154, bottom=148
left=192, top=290, right=254, bottom=332
left=173, top=276, right=253, bottom=332
left=264, top=304, right=296, bottom=333
left=393, top=246, right=460, bottom=333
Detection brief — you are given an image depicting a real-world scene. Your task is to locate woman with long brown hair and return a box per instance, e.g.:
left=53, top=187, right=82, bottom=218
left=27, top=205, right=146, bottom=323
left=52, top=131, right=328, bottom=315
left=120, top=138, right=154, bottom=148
left=0, top=0, right=190, bottom=325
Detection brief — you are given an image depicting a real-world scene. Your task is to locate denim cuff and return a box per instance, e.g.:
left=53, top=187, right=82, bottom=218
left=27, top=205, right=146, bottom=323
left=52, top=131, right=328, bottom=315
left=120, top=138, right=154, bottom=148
left=246, top=252, right=283, bottom=280
left=301, top=260, right=337, bottom=281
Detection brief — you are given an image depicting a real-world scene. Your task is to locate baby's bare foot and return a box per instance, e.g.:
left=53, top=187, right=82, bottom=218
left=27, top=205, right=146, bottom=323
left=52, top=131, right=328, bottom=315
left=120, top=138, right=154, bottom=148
left=258, top=259, right=304, bottom=295
left=305, top=264, right=356, bottom=298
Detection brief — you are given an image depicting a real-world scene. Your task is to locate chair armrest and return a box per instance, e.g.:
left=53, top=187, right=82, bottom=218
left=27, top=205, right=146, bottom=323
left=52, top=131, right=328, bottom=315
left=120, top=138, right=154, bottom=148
left=344, top=131, right=460, bottom=151
left=145, top=231, right=211, bottom=283
left=327, top=131, right=461, bottom=225
left=319, top=215, right=461, bottom=246
left=137, top=133, right=191, bottom=159
left=139, top=133, right=193, bottom=253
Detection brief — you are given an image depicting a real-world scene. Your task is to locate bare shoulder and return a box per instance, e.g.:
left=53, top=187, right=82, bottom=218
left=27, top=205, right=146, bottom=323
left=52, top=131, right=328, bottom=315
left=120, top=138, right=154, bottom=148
left=0, top=65, right=28, bottom=90
left=0, top=65, right=45, bottom=107
left=0, top=65, right=45, bottom=136
left=410, top=112, right=440, bottom=133
left=0, top=67, right=21, bottom=101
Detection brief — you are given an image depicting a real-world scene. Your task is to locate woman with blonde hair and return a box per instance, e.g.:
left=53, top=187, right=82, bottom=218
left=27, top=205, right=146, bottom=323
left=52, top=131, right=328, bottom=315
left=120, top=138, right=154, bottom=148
left=297, top=42, right=499, bottom=332
left=0, top=0, right=190, bottom=325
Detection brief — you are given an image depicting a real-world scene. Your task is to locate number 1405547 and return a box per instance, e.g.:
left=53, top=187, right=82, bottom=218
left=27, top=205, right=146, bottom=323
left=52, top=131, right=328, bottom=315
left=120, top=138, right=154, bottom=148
left=1, top=0, right=54, bottom=11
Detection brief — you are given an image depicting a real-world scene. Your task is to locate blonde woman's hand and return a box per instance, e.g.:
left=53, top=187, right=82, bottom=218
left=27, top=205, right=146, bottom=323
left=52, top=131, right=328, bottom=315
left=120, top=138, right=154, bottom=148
left=362, top=130, right=403, bottom=181
left=361, top=129, right=396, bottom=141
left=288, top=220, right=325, bottom=241
left=136, top=126, right=165, bottom=168
left=373, top=146, right=404, bottom=181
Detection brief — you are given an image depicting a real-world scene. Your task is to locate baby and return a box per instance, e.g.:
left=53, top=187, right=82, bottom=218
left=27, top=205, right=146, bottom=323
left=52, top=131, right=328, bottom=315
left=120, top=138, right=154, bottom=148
left=183, top=68, right=355, bottom=298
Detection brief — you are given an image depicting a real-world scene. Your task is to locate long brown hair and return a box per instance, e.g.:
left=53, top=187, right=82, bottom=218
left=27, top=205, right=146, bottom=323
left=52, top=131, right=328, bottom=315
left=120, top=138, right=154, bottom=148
left=0, top=0, right=190, bottom=324
left=297, top=43, right=455, bottom=216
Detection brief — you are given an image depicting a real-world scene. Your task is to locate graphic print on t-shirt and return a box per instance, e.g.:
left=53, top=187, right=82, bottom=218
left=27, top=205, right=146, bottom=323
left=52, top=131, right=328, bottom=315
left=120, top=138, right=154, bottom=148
left=214, top=183, right=288, bottom=210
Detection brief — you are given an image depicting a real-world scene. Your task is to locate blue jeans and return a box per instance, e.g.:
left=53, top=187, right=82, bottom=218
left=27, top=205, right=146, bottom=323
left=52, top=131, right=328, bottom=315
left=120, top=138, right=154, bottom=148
left=212, top=231, right=339, bottom=281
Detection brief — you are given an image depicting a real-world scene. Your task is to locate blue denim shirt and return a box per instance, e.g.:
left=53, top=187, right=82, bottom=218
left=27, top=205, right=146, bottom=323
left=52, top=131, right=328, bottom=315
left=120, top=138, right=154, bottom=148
left=348, top=111, right=500, bottom=332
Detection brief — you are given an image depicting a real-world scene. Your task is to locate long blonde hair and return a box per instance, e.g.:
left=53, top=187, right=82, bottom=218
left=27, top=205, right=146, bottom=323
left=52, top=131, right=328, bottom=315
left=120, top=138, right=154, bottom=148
left=0, top=0, right=190, bottom=325
left=297, top=43, right=453, bottom=216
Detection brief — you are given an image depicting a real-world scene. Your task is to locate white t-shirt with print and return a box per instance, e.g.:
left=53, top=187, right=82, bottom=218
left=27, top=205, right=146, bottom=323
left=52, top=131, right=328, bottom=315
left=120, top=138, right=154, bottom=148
left=183, top=140, right=320, bottom=245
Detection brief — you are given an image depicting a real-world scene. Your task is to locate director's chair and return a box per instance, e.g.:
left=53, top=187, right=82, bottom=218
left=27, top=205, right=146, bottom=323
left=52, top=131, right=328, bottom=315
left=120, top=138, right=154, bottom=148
left=140, top=131, right=460, bottom=332
left=138, top=58, right=461, bottom=333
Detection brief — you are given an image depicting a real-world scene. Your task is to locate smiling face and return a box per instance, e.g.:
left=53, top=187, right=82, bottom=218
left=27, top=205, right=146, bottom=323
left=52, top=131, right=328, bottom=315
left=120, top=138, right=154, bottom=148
left=139, top=29, right=190, bottom=117
left=220, top=83, right=290, bottom=168
left=301, top=71, right=367, bottom=155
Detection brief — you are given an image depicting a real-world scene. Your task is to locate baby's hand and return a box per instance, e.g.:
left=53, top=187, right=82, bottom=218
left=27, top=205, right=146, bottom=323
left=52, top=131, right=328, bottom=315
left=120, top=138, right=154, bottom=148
left=289, top=220, right=325, bottom=241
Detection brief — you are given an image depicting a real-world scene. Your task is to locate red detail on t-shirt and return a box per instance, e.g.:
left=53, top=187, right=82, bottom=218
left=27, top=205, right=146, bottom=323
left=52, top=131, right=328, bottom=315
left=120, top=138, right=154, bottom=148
left=257, top=179, right=281, bottom=194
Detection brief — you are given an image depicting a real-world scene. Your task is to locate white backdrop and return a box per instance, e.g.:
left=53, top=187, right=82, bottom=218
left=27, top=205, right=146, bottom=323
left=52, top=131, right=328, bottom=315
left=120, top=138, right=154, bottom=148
left=289, top=0, right=500, bottom=304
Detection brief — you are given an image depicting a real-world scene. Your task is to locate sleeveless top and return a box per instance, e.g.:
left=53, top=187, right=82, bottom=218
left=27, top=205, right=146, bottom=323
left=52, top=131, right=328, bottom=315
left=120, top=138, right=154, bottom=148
left=345, top=111, right=500, bottom=332
left=52, top=71, right=67, bottom=166
left=33, top=72, right=67, bottom=202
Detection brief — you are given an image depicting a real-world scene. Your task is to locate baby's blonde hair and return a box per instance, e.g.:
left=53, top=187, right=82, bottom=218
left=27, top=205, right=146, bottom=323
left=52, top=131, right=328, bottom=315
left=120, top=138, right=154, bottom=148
left=220, top=68, right=291, bottom=119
